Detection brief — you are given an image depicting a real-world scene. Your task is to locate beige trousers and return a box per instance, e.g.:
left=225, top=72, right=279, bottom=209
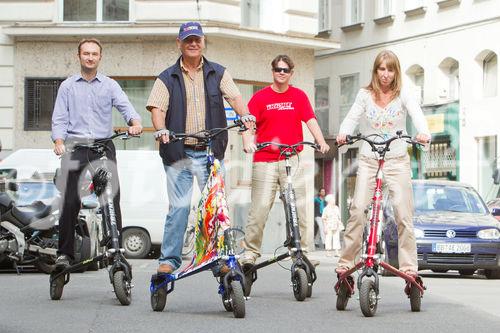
left=243, top=155, right=307, bottom=260
left=337, top=154, right=418, bottom=272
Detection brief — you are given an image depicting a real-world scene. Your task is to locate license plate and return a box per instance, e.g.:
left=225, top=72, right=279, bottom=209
left=432, top=243, right=471, bottom=253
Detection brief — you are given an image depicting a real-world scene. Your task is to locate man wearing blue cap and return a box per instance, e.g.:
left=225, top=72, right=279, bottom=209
left=147, top=22, right=255, bottom=274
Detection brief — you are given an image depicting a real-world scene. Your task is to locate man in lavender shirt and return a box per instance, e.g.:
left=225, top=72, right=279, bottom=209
left=51, top=38, right=142, bottom=268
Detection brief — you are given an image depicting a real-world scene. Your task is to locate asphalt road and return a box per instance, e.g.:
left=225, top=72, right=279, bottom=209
left=1, top=252, right=500, bottom=333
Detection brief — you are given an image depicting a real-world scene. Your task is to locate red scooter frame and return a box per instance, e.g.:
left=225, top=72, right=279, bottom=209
left=334, top=131, right=426, bottom=317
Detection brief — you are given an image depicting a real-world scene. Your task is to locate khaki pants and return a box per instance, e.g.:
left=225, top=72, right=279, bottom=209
left=338, top=154, right=418, bottom=272
left=243, top=155, right=307, bottom=261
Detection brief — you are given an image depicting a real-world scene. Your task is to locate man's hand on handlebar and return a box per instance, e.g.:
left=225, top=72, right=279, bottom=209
left=128, top=124, right=143, bottom=136
left=154, top=129, right=170, bottom=144
left=317, top=141, right=330, bottom=154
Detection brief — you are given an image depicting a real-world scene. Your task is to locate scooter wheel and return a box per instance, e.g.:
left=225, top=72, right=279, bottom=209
left=230, top=281, right=245, bottom=318
left=336, top=281, right=350, bottom=310
left=359, top=279, right=378, bottom=317
left=292, top=268, right=308, bottom=302
left=113, top=270, right=132, bottom=306
left=50, top=274, right=65, bottom=300
left=409, top=284, right=421, bottom=312
left=151, top=286, right=167, bottom=312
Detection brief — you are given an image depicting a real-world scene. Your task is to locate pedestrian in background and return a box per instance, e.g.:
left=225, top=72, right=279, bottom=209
left=314, top=188, right=326, bottom=249
left=322, top=194, right=343, bottom=257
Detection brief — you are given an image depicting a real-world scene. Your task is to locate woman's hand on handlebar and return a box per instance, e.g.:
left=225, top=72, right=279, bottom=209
left=416, top=133, right=431, bottom=145
left=154, top=129, right=170, bottom=144
left=336, top=134, right=348, bottom=145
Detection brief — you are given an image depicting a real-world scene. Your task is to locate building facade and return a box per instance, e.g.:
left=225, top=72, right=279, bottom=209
left=0, top=0, right=339, bottom=252
left=315, top=0, right=500, bottom=218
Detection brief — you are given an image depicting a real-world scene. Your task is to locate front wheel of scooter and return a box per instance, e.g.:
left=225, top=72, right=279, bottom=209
left=409, top=284, right=421, bottom=312
left=336, top=281, right=350, bottom=310
left=230, top=281, right=245, bottom=318
left=359, top=279, right=378, bottom=317
left=50, top=274, right=65, bottom=300
left=292, top=268, right=308, bottom=301
left=113, top=270, right=132, bottom=305
left=151, top=286, right=167, bottom=312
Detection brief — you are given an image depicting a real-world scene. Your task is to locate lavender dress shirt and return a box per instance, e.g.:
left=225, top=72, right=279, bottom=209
left=51, top=73, right=141, bottom=141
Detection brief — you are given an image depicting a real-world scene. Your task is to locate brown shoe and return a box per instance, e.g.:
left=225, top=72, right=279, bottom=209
left=157, top=264, right=174, bottom=274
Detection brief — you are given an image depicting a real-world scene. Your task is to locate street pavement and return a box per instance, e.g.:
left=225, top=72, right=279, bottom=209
left=1, top=251, right=500, bottom=333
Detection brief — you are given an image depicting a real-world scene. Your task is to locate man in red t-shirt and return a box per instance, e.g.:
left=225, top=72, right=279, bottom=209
left=240, top=54, right=330, bottom=266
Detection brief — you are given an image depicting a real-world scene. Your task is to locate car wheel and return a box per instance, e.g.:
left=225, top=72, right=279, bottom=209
left=122, top=228, right=151, bottom=259
left=458, top=269, right=475, bottom=276
left=484, top=269, right=500, bottom=279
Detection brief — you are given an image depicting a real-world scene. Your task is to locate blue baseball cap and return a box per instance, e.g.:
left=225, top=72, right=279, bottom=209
left=178, top=22, right=204, bottom=40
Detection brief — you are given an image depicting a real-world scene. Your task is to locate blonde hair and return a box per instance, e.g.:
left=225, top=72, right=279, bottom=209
left=366, top=50, right=402, bottom=100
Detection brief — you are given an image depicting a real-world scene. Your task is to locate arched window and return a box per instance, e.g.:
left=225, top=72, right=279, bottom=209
left=483, top=52, right=497, bottom=97
left=406, top=64, right=425, bottom=103
left=438, top=57, right=459, bottom=101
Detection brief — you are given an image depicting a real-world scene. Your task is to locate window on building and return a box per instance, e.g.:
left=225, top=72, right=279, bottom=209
left=25, top=78, right=64, bottom=131
left=318, top=0, right=332, bottom=33
left=376, top=0, right=392, bottom=17
left=438, top=57, right=459, bottom=101
left=406, top=65, right=425, bottom=103
left=483, top=52, right=498, bottom=97
left=241, top=0, right=260, bottom=28
left=315, top=78, right=330, bottom=136
left=63, top=0, right=129, bottom=22
left=344, top=0, right=363, bottom=25
left=339, top=73, right=359, bottom=128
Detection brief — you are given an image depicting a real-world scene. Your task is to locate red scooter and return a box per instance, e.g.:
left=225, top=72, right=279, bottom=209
left=334, top=131, right=426, bottom=317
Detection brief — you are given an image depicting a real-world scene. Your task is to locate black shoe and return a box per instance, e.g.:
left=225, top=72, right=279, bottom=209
left=55, top=254, right=70, bottom=269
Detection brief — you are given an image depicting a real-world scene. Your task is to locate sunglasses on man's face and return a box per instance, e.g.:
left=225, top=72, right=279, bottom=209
left=273, top=67, right=291, bottom=74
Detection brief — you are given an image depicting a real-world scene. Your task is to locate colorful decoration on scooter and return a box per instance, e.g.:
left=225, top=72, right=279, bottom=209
left=180, top=159, right=231, bottom=273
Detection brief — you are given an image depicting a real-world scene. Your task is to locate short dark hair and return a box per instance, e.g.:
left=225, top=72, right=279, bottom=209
left=78, top=38, right=102, bottom=54
left=271, top=54, right=294, bottom=70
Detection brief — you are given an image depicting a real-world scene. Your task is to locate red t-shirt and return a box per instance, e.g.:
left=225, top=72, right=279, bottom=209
left=248, top=85, right=316, bottom=162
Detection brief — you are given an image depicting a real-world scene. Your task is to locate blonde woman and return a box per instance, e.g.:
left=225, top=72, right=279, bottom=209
left=335, top=50, right=430, bottom=277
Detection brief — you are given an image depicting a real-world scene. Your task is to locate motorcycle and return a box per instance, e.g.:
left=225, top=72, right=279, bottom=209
left=0, top=181, right=93, bottom=274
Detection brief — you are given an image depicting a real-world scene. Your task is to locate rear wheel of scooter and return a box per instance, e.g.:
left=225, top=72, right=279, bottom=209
left=230, top=281, right=245, bottom=318
left=359, top=279, right=378, bottom=317
left=409, top=284, right=421, bottom=312
left=336, top=281, right=350, bottom=310
left=151, top=286, right=167, bottom=312
left=292, top=268, right=308, bottom=301
left=50, top=274, right=65, bottom=300
left=113, top=270, right=132, bottom=305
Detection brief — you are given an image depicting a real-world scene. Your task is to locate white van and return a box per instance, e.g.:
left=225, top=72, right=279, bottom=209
left=0, top=148, right=168, bottom=259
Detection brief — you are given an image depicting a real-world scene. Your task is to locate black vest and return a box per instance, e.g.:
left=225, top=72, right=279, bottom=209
left=157, top=57, right=228, bottom=166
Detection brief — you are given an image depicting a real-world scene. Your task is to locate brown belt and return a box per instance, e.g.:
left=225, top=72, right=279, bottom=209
left=184, top=144, right=207, bottom=151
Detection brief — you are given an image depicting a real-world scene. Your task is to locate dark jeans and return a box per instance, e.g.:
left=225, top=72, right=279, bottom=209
left=57, top=140, right=121, bottom=260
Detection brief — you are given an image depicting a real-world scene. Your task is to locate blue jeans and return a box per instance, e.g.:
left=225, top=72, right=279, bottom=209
left=159, top=149, right=210, bottom=269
